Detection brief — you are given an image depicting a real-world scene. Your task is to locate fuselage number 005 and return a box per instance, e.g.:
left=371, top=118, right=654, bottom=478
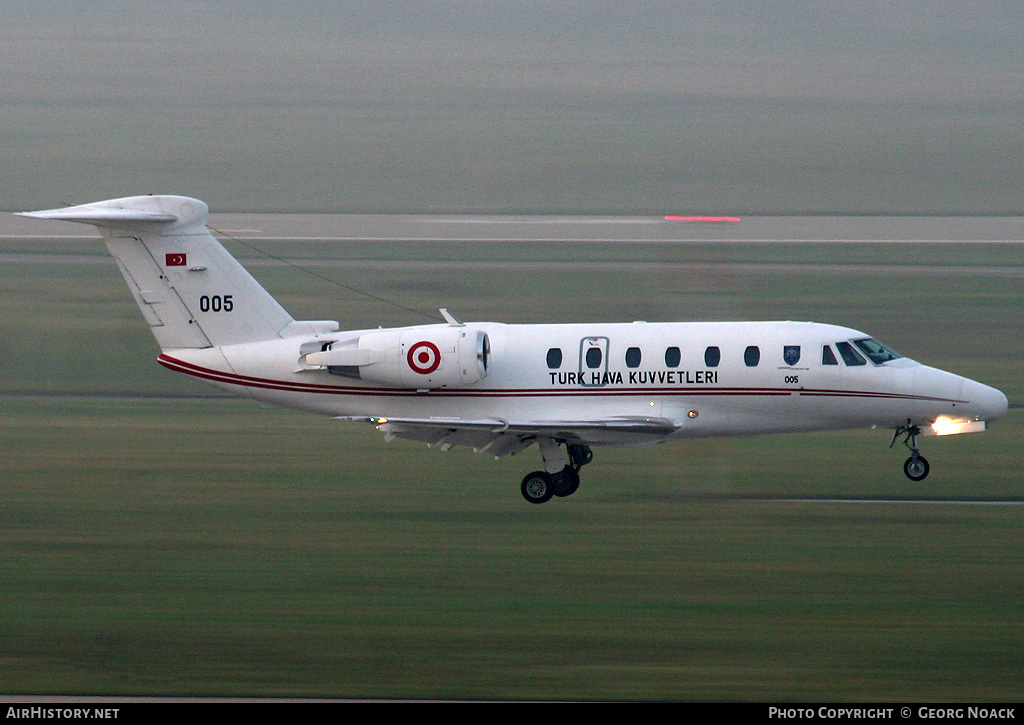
left=199, top=295, right=233, bottom=312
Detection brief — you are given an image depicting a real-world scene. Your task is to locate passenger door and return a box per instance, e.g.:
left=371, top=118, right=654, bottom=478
left=578, top=336, right=609, bottom=387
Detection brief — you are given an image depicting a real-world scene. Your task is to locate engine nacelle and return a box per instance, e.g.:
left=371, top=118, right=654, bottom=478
left=308, top=326, right=491, bottom=389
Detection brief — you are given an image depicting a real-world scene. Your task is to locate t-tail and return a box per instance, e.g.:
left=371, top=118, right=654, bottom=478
left=19, top=195, right=336, bottom=349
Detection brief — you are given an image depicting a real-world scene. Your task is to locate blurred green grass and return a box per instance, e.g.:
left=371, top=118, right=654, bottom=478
left=0, top=232, right=1021, bottom=699
left=1, top=398, right=1021, bottom=699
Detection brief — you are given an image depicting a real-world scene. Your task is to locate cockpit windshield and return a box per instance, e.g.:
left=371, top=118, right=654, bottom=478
left=852, top=338, right=902, bottom=364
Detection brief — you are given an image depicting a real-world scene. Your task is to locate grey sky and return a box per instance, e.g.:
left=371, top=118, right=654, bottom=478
left=2, top=1, right=1022, bottom=213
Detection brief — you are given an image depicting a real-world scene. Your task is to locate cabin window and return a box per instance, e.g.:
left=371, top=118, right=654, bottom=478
left=546, top=348, right=563, bottom=369
left=835, top=341, right=867, bottom=366
left=625, top=347, right=642, bottom=368
left=822, top=345, right=839, bottom=365
left=744, top=346, right=760, bottom=367
left=665, top=346, right=681, bottom=368
left=585, top=346, right=603, bottom=369
left=852, top=338, right=902, bottom=364
left=704, top=346, right=721, bottom=367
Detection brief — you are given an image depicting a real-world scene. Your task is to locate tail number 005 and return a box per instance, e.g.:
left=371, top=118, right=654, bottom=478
left=199, top=295, right=233, bottom=312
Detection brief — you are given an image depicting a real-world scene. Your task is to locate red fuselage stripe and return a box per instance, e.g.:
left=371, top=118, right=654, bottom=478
left=157, top=354, right=967, bottom=404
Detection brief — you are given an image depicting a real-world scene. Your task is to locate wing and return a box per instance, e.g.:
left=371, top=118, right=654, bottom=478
left=335, top=415, right=681, bottom=457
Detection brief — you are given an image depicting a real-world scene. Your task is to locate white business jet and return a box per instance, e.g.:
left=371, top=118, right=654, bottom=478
left=19, top=195, right=1009, bottom=503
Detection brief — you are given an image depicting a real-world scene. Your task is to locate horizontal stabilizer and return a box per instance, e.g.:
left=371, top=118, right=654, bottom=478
left=18, top=195, right=207, bottom=234
left=19, top=207, right=177, bottom=224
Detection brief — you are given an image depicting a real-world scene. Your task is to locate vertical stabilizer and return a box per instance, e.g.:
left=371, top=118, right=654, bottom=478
left=19, top=195, right=295, bottom=350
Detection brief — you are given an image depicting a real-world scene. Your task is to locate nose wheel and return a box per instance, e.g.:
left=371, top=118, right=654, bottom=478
left=903, top=454, right=930, bottom=481
left=891, top=422, right=931, bottom=481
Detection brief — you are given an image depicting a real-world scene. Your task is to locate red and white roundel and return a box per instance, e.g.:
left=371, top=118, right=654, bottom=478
left=407, top=341, right=441, bottom=374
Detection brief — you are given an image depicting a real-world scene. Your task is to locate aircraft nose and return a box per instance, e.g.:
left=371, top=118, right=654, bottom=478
left=963, top=379, right=1009, bottom=421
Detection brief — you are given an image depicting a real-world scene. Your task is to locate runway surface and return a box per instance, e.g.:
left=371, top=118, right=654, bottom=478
left=2, top=211, right=1024, bottom=243
left=4, top=212, right=1022, bottom=285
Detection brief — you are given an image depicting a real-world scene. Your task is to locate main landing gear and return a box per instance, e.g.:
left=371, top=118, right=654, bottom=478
left=891, top=422, right=930, bottom=482
left=520, top=443, right=593, bottom=504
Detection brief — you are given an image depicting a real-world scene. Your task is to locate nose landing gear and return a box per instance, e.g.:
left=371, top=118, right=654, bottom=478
left=891, top=422, right=930, bottom=481
left=519, top=442, right=593, bottom=504
left=903, top=454, right=930, bottom=482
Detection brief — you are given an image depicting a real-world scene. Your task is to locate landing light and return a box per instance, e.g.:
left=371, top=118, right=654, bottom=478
left=929, top=416, right=986, bottom=436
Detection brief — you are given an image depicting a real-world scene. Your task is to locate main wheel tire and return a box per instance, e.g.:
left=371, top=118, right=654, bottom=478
left=551, top=467, right=581, bottom=497
left=521, top=471, right=554, bottom=504
left=904, top=455, right=930, bottom=481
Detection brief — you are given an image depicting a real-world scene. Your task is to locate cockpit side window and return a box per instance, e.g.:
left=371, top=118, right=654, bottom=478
left=852, top=338, right=902, bottom=364
left=822, top=345, right=839, bottom=366
left=835, top=341, right=867, bottom=366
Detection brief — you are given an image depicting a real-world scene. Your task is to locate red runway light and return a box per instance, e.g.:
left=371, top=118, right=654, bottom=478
left=663, top=215, right=741, bottom=222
